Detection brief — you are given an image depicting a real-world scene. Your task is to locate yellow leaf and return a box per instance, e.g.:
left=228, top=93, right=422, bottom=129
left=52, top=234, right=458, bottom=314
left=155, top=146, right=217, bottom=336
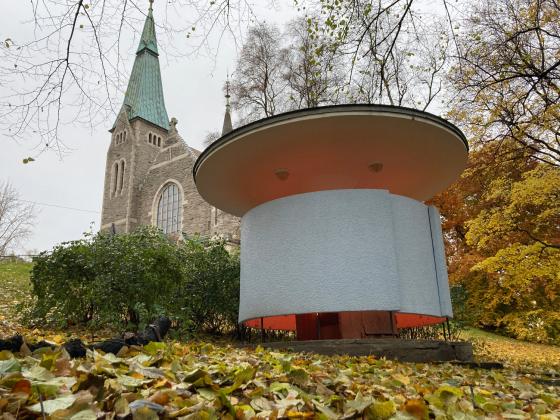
left=368, top=400, right=396, bottom=419
left=51, top=335, right=65, bottom=345
left=435, top=385, right=463, bottom=398
left=286, top=410, right=314, bottom=418
left=149, top=390, right=169, bottom=405
left=392, top=373, right=410, bottom=385
left=132, top=406, right=159, bottom=420
left=114, top=396, right=130, bottom=417
left=404, top=399, right=429, bottom=420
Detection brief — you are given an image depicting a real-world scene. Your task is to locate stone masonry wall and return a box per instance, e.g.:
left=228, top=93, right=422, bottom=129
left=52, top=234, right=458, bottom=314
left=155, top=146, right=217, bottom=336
left=211, top=209, right=241, bottom=242
left=101, top=115, right=134, bottom=233
left=137, top=141, right=213, bottom=237
left=126, top=119, right=170, bottom=232
left=101, top=117, right=240, bottom=240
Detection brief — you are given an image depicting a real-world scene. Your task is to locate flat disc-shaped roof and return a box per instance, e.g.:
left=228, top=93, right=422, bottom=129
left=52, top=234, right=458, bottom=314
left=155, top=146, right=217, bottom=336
left=194, top=105, right=468, bottom=216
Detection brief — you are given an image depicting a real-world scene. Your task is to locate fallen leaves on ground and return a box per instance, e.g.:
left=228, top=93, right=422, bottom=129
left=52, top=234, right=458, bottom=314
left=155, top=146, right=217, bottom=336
left=464, top=328, right=560, bottom=373
left=1, top=340, right=559, bottom=419
left=2, top=262, right=559, bottom=418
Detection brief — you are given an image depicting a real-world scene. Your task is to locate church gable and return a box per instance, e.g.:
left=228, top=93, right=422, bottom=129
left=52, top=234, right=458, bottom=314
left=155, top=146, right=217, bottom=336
left=144, top=117, right=201, bottom=168
left=109, top=108, right=133, bottom=150
left=151, top=144, right=188, bottom=166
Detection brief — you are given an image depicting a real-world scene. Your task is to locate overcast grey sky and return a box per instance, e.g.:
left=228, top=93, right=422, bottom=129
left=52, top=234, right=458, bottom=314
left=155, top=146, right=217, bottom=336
left=0, top=1, right=298, bottom=254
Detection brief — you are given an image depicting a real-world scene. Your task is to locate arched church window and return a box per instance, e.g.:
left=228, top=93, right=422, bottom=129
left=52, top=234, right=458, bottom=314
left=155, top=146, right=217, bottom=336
left=112, top=162, right=119, bottom=196
left=156, top=183, right=181, bottom=234
left=119, top=160, right=125, bottom=194
left=115, top=131, right=127, bottom=145
left=147, top=132, right=163, bottom=148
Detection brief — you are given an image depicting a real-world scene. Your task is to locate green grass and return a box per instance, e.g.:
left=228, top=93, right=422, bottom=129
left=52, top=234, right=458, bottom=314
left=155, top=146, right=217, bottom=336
left=463, top=326, right=521, bottom=342
left=0, top=259, right=32, bottom=319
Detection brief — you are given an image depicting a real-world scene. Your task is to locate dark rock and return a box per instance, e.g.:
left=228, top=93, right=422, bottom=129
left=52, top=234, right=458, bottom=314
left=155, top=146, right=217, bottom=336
left=124, top=316, right=172, bottom=346
left=28, top=340, right=55, bottom=351
left=0, top=316, right=173, bottom=358
left=92, top=338, right=127, bottom=355
left=0, top=334, right=23, bottom=352
left=451, top=361, right=504, bottom=369
left=63, top=339, right=87, bottom=358
left=124, top=332, right=148, bottom=346
left=142, top=317, right=172, bottom=342
left=535, top=377, right=560, bottom=386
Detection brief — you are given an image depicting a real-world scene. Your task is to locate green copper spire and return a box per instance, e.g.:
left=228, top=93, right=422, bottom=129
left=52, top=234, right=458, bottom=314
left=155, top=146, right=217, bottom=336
left=114, top=0, right=169, bottom=131
left=137, top=0, right=158, bottom=55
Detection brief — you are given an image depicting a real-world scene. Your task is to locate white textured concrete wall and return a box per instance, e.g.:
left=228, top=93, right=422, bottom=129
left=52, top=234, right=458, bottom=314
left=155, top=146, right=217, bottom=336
left=239, top=189, right=451, bottom=322
left=429, top=206, right=453, bottom=317
left=391, top=195, right=442, bottom=317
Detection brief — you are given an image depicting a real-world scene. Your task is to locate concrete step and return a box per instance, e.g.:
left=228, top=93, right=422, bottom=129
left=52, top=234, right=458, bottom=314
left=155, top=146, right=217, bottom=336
left=262, top=338, right=474, bottom=363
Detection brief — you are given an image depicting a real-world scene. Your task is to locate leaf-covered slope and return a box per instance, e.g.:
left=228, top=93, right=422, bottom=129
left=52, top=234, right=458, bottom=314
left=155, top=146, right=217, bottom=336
left=465, top=328, right=560, bottom=374
left=1, top=340, right=559, bottom=419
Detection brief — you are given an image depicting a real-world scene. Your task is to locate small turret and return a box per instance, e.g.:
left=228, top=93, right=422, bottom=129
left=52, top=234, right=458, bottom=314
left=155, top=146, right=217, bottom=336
left=222, top=79, right=233, bottom=135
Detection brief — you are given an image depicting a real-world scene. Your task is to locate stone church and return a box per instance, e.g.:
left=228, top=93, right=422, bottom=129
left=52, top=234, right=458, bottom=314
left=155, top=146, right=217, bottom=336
left=100, top=3, right=240, bottom=241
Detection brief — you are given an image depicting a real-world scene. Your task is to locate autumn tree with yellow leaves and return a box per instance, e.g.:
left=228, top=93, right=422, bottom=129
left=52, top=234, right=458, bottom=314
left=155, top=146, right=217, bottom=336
left=433, top=146, right=560, bottom=343
left=435, top=0, right=560, bottom=343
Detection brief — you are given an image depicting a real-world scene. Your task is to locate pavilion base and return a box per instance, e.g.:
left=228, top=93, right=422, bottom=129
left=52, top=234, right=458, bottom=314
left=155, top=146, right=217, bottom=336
left=243, top=311, right=450, bottom=340
left=262, top=338, right=474, bottom=363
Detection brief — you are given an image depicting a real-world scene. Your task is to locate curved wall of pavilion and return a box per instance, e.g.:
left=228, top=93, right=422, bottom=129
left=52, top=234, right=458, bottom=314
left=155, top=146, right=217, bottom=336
left=239, top=189, right=452, bottom=323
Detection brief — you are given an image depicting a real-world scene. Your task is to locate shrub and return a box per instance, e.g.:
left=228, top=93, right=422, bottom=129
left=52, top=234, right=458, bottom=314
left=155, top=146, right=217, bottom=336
left=451, top=267, right=560, bottom=345
left=180, top=238, right=240, bottom=334
left=24, top=227, right=240, bottom=334
left=498, top=310, right=560, bottom=345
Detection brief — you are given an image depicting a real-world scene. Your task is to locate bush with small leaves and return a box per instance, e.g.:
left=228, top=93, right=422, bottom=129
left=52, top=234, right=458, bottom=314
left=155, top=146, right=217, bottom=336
left=23, top=227, right=240, bottom=335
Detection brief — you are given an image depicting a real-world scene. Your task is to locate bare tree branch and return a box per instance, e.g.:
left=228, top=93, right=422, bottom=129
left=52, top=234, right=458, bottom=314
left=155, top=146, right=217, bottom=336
left=0, top=181, right=36, bottom=256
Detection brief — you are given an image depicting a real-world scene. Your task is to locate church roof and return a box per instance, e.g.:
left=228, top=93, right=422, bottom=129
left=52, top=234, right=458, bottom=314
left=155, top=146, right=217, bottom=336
left=114, top=2, right=169, bottom=131
left=137, top=5, right=159, bottom=55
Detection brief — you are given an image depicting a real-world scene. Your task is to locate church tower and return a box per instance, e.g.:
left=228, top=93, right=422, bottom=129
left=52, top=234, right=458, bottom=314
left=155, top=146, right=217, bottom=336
left=100, top=0, right=171, bottom=233
left=100, top=1, right=240, bottom=240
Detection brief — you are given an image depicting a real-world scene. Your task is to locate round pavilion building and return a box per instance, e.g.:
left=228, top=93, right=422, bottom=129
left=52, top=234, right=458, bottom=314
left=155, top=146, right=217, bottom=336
left=194, top=105, right=468, bottom=340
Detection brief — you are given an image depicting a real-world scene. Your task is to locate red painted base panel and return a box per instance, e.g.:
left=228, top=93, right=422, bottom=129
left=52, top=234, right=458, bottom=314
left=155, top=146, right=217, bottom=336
left=243, top=311, right=446, bottom=340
